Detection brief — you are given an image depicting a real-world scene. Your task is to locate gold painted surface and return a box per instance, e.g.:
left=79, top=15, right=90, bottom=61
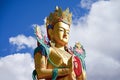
left=34, top=7, right=86, bottom=80
left=46, top=6, right=72, bottom=26
left=48, top=46, right=72, bottom=68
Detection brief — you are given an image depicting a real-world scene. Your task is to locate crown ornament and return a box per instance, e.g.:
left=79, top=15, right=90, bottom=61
left=46, top=6, right=72, bottom=27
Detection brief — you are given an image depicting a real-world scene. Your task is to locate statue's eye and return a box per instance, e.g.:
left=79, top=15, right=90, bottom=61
left=60, top=29, right=64, bottom=31
left=66, top=31, right=69, bottom=34
left=59, top=28, right=64, bottom=32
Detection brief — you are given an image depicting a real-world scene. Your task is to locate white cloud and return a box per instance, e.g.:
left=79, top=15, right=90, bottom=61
left=0, top=53, right=34, bottom=80
left=9, top=24, right=47, bottom=51
left=70, top=0, right=120, bottom=80
left=86, top=50, right=120, bottom=80
left=9, top=34, right=37, bottom=51
left=2, top=0, right=120, bottom=80
left=80, top=0, right=99, bottom=9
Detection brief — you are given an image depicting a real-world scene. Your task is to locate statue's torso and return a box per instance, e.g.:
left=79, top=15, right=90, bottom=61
left=46, top=47, right=76, bottom=80
left=47, top=46, right=72, bottom=68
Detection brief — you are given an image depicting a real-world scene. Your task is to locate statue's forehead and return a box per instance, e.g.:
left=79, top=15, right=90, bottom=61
left=54, top=22, right=70, bottom=30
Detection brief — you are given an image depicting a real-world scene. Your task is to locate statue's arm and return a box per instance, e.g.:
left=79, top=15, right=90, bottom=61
left=34, top=52, right=70, bottom=79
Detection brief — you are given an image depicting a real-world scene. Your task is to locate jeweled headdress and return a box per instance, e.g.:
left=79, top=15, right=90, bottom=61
left=46, top=6, right=72, bottom=27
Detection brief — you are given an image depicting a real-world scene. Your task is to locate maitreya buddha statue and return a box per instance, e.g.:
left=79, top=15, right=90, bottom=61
left=32, top=6, right=86, bottom=80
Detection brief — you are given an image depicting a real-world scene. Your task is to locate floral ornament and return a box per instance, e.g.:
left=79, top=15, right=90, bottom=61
left=73, top=42, right=86, bottom=70
left=34, top=25, right=49, bottom=47
left=34, top=25, right=43, bottom=39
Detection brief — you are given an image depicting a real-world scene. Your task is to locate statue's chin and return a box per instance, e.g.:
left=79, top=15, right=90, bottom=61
left=55, top=39, right=68, bottom=46
left=60, top=41, right=68, bottom=46
left=63, top=40, right=68, bottom=43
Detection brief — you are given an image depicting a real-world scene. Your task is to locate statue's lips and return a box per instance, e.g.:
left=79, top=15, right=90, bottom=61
left=63, top=36, right=67, bottom=39
left=64, top=37, right=67, bottom=39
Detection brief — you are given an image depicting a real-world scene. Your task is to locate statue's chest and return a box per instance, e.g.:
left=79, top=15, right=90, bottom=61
left=48, top=47, right=72, bottom=67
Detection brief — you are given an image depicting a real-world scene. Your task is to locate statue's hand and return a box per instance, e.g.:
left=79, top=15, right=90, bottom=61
left=68, top=56, right=74, bottom=72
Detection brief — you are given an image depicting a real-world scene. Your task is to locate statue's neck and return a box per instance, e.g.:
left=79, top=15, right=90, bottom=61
left=55, top=43, right=65, bottom=51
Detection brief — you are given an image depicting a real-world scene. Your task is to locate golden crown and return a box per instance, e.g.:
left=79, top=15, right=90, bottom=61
left=46, top=6, right=72, bottom=27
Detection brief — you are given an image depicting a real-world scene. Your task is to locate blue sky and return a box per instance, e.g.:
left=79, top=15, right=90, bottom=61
left=0, top=0, right=120, bottom=80
left=0, top=0, right=89, bottom=57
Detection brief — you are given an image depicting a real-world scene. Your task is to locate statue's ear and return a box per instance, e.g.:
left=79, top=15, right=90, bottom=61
left=48, top=28, right=53, bottom=40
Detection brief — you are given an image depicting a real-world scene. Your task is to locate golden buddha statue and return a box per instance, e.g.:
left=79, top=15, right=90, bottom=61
left=32, top=6, right=86, bottom=80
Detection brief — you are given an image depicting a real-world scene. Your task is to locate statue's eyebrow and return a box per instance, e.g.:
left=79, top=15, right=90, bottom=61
left=59, top=27, right=70, bottom=31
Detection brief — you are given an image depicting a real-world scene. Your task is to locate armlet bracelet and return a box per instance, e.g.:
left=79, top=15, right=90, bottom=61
left=52, top=68, right=58, bottom=80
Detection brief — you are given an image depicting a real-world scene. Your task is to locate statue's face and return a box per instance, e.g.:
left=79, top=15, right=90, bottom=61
left=52, top=22, right=70, bottom=46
